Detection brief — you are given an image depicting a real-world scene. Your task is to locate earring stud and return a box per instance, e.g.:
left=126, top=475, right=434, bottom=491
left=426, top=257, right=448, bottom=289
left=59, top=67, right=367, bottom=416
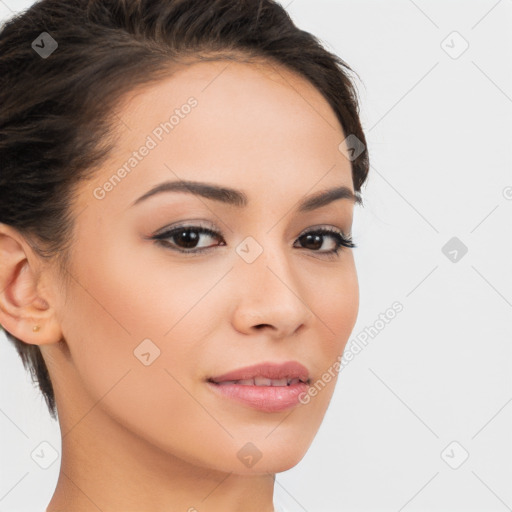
left=33, top=325, right=41, bottom=332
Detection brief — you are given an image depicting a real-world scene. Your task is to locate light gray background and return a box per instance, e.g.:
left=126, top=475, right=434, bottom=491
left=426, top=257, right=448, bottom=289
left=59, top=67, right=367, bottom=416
left=1, top=1, right=511, bottom=511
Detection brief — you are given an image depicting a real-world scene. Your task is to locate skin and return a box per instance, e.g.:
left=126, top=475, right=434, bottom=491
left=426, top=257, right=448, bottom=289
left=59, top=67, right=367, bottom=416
left=0, top=59, right=359, bottom=512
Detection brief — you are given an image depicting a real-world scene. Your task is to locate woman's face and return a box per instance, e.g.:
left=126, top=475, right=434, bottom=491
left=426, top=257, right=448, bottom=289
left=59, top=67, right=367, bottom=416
left=45, top=59, right=359, bottom=474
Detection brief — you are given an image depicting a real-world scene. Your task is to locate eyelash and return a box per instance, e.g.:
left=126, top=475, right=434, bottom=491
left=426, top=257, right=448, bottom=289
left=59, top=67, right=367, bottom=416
left=150, top=223, right=356, bottom=260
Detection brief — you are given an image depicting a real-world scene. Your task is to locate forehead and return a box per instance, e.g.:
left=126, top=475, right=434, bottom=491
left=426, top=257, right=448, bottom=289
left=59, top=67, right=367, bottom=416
left=117, top=58, right=344, bottom=134
left=79, top=59, right=354, bottom=214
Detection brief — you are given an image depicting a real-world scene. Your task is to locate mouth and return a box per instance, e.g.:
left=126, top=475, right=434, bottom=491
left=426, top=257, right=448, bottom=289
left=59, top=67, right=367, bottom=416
left=206, top=361, right=311, bottom=413
left=208, top=360, right=310, bottom=384
left=210, top=377, right=309, bottom=386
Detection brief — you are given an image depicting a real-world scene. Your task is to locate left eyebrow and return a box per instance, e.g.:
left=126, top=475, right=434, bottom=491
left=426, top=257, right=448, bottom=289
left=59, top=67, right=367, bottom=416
left=297, top=185, right=362, bottom=211
left=130, top=180, right=361, bottom=211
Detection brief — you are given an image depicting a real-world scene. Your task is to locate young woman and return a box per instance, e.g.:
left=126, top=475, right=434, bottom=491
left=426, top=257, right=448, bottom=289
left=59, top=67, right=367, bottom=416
left=0, top=0, right=369, bottom=510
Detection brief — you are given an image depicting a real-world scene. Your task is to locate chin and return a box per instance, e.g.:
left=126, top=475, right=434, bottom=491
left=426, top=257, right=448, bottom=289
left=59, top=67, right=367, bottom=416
left=232, top=434, right=314, bottom=475
left=242, top=450, right=309, bottom=475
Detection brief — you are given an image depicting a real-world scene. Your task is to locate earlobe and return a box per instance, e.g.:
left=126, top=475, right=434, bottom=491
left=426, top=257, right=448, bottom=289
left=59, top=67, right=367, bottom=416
left=0, top=224, right=62, bottom=346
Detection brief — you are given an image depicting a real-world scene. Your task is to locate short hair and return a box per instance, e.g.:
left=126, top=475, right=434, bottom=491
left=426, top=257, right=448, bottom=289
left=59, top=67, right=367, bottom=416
left=0, top=0, right=369, bottom=420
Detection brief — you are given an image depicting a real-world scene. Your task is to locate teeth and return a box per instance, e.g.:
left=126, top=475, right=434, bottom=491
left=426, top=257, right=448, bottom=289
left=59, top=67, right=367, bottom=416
left=217, top=380, right=237, bottom=386
left=254, top=377, right=272, bottom=386
left=213, top=377, right=306, bottom=386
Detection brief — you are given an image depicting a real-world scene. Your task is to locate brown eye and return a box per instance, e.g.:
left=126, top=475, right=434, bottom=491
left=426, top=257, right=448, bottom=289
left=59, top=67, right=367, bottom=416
left=150, top=224, right=355, bottom=258
left=152, top=226, right=224, bottom=252
left=295, top=228, right=355, bottom=255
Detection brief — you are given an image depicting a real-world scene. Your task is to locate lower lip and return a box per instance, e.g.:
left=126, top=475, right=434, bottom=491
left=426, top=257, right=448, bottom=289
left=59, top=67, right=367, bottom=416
left=206, top=381, right=309, bottom=412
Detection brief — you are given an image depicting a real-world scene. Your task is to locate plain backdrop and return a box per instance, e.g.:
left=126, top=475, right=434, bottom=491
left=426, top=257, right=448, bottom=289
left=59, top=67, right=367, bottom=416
left=1, top=1, right=511, bottom=511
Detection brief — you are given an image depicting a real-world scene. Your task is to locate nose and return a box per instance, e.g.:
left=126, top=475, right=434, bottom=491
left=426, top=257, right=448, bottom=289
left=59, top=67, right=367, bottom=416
left=230, top=240, right=315, bottom=339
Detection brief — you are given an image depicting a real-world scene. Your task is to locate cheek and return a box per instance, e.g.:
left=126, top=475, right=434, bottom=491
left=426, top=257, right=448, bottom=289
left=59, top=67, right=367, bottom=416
left=58, top=250, right=234, bottom=465
left=60, top=240, right=216, bottom=381
left=58, top=238, right=231, bottom=407
left=298, top=256, right=359, bottom=410
left=305, top=253, right=359, bottom=359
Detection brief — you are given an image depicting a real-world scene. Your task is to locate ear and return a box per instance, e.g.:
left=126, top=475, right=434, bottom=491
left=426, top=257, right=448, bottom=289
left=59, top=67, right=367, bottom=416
left=0, top=223, right=62, bottom=346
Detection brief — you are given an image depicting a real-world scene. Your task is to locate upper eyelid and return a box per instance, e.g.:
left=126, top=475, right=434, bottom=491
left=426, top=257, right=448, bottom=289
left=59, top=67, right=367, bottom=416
left=152, top=223, right=351, bottom=239
left=153, top=219, right=351, bottom=234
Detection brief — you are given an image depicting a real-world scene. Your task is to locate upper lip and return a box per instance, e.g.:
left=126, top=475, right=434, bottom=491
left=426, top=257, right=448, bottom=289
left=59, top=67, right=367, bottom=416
left=208, top=361, right=310, bottom=384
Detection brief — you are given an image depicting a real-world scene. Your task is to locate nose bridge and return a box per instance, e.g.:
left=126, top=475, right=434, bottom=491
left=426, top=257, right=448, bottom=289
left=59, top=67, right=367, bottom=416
left=231, top=231, right=313, bottom=334
left=236, top=232, right=293, bottom=293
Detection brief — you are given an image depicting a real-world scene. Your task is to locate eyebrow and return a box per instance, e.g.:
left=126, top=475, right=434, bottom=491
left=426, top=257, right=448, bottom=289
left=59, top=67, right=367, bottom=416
left=131, top=180, right=362, bottom=211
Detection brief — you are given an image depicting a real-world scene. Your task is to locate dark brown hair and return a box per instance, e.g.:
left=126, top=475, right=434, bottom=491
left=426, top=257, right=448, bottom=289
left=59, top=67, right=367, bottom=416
left=0, top=0, right=369, bottom=420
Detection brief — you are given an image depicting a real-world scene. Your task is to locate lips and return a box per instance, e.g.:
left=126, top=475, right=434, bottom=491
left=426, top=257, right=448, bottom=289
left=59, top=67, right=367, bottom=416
left=207, top=361, right=311, bottom=412
left=208, top=361, right=310, bottom=386
left=215, top=377, right=305, bottom=386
